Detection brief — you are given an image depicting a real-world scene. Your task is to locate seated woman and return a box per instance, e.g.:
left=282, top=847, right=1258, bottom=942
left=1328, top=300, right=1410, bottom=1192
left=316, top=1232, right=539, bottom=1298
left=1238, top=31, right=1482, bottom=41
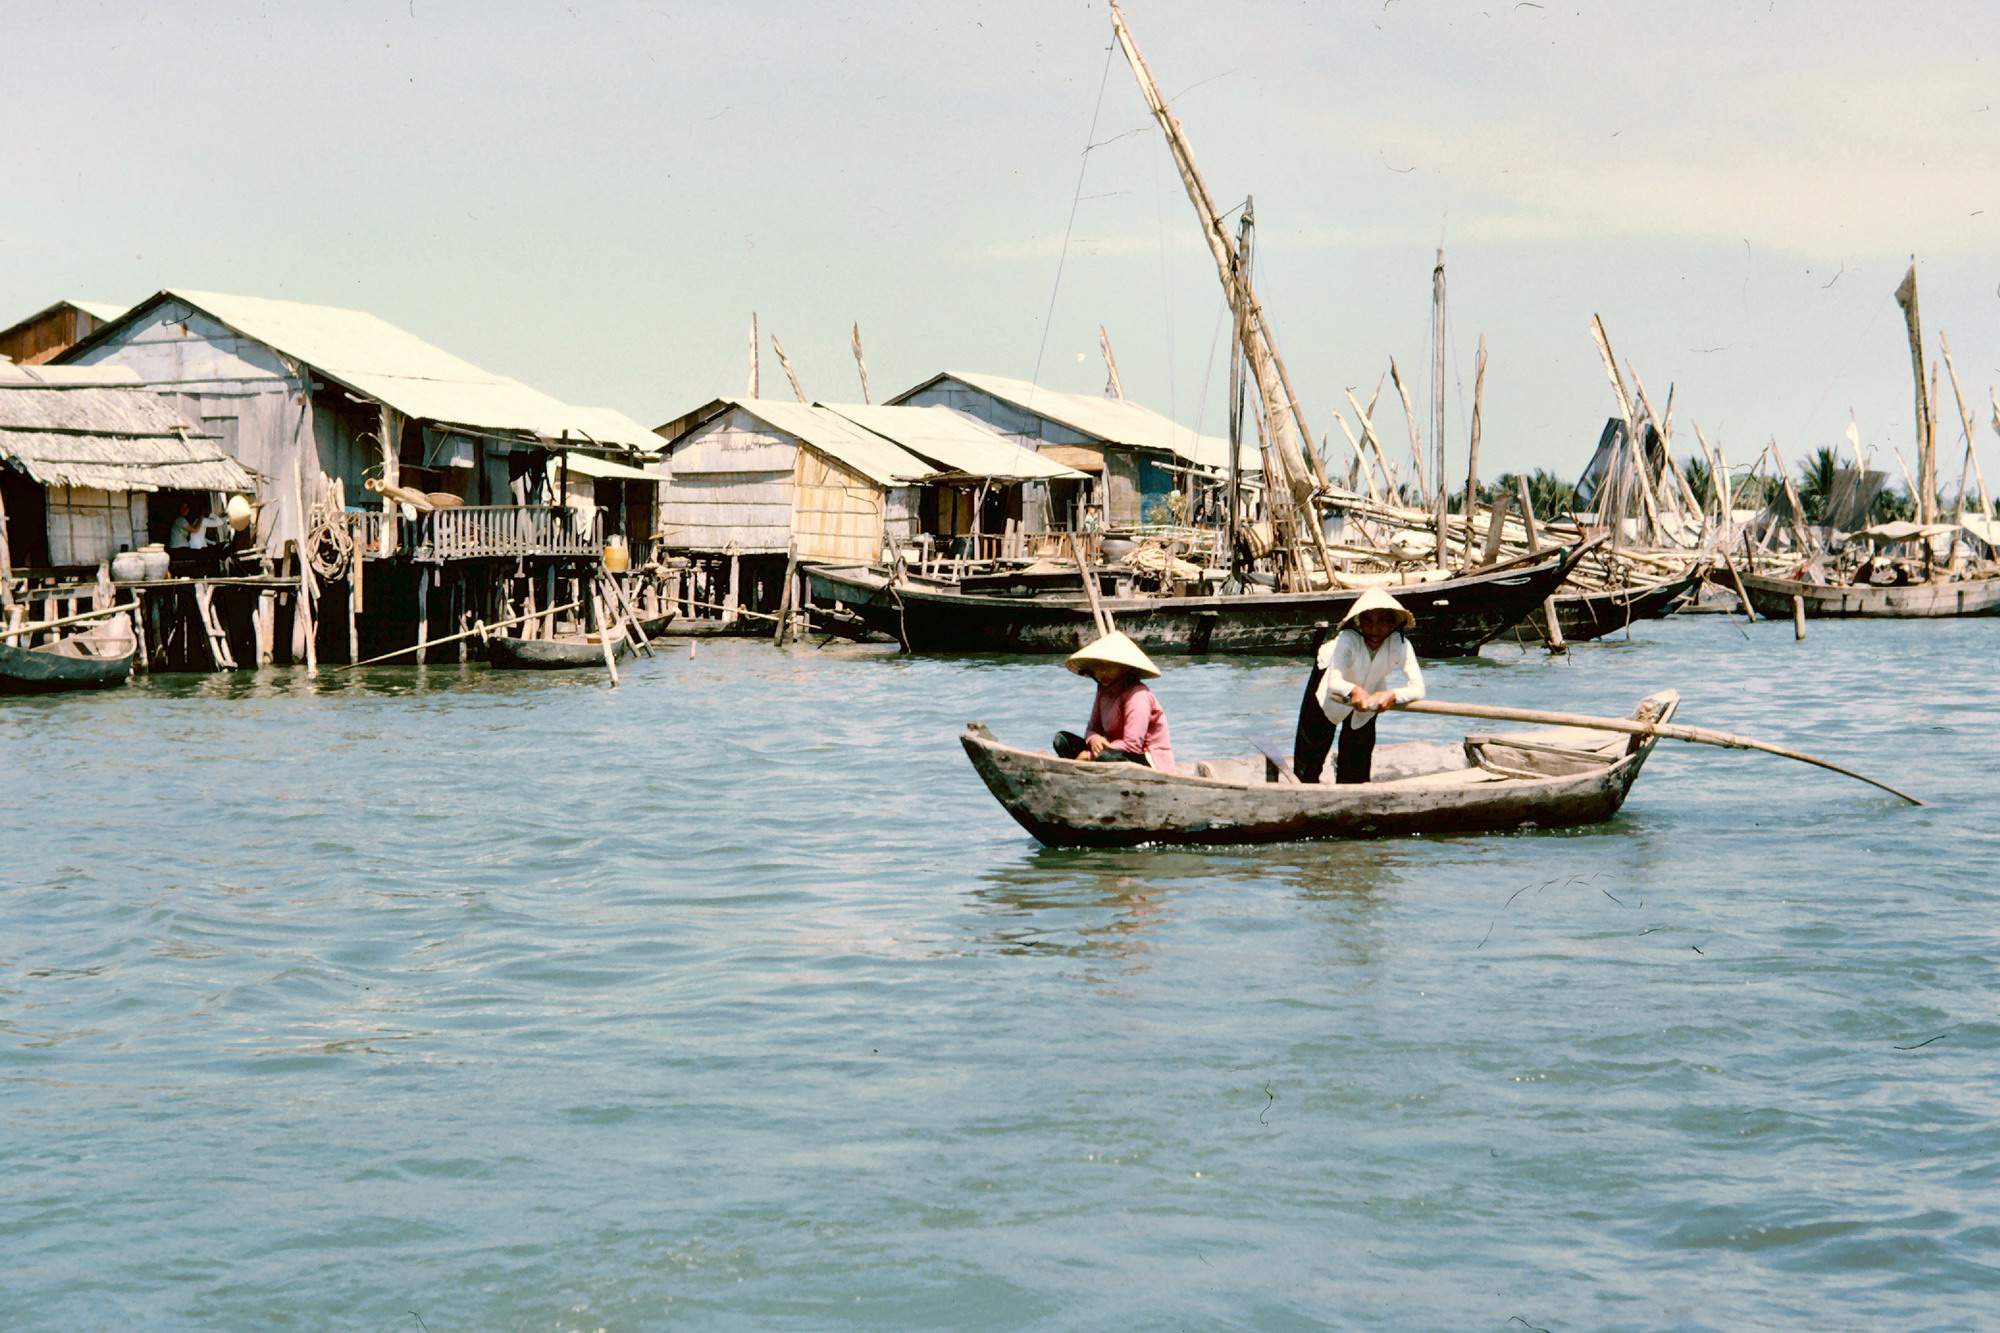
left=1296, top=588, right=1425, bottom=784
left=1052, top=631, right=1176, bottom=774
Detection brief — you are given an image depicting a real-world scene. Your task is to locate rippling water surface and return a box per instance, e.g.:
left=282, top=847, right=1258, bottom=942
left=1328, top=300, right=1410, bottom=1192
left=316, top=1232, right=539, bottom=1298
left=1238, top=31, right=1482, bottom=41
left=4, top=618, right=1997, bottom=1330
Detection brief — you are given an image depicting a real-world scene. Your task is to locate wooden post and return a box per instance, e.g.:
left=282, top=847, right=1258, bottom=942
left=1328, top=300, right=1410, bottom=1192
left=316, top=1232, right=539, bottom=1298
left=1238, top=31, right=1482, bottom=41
left=1514, top=473, right=1540, bottom=552
left=0, top=480, right=15, bottom=617
left=256, top=589, right=276, bottom=666
left=1542, top=597, right=1567, bottom=654
left=724, top=554, right=740, bottom=624
left=1724, top=556, right=1758, bottom=622
left=1478, top=490, right=1512, bottom=567
left=772, top=541, right=799, bottom=646
left=1792, top=594, right=1806, bottom=640
left=345, top=575, right=360, bottom=664
left=414, top=567, right=431, bottom=664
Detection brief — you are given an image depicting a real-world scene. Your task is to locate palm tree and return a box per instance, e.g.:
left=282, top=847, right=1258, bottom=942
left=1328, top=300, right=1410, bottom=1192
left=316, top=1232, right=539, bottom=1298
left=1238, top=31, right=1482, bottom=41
left=1683, top=454, right=1714, bottom=511
left=1795, top=446, right=1842, bottom=524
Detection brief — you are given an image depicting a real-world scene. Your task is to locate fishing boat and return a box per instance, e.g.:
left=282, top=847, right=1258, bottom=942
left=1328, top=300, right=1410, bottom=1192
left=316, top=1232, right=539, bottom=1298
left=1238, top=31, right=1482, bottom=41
left=960, top=690, right=1679, bottom=847
left=1499, top=565, right=1703, bottom=645
left=486, top=625, right=633, bottom=669
left=808, top=541, right=1590, bottom=657
left=0, top=616, right=136, bottom=694
left=1735, top=567, right=2000, bottom=619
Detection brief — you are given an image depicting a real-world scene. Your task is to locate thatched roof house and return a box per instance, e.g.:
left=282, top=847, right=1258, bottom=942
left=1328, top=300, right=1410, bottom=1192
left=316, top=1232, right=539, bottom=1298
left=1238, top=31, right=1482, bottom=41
left=0, top=362, right=253, bottom=570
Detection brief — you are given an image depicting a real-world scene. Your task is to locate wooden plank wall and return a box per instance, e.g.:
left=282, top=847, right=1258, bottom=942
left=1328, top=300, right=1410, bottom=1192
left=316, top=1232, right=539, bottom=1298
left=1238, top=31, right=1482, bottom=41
left=792, top=447, right=884, bottom=562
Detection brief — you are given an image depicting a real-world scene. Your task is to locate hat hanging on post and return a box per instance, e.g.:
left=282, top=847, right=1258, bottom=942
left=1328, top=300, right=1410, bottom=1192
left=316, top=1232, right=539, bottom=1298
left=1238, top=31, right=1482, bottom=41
left=1338, top=587, right=1416, bottom=633
left=1065, top=630, right=1161, bottom=679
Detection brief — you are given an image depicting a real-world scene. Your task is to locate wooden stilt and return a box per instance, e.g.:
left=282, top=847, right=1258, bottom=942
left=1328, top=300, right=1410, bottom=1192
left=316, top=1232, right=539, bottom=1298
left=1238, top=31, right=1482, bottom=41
left=256, top=589, right=276, bottom=666
left=415, top=566, right=431, bottom=665
left=194, top=582, right=236, bottom=670
left=724, top=554, right=740, bottom=623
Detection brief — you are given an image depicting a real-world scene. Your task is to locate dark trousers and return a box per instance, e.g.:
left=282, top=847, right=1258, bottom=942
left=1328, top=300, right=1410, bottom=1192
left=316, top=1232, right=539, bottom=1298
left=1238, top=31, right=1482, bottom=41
left=1053, top=730, right=1151, bottom=766
left=1334, top=717, right=1376, bottom=785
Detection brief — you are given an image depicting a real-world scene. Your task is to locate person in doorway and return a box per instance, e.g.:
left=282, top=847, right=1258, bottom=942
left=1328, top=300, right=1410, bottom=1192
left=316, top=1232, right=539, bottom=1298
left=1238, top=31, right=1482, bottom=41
left=167, top=500, right=201, bottom=549
left=1052, top=631, right=1176, bottom=774
left=1298, top=588, right=1426, bottom=784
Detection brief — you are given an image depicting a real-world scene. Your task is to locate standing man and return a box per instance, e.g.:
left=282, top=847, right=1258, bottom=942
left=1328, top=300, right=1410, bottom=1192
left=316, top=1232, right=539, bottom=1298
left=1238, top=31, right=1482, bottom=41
left=1294, top=589, right=1426, bottom=784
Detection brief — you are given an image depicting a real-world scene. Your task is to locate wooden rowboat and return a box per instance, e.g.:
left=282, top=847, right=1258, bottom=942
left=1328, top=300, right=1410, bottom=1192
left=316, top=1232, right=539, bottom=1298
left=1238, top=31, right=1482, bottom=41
left=486, top=626, right=633, bottom=670
left=0, top=616, right=136, bottom=694
left=960, top=690, right=1679, bottom=847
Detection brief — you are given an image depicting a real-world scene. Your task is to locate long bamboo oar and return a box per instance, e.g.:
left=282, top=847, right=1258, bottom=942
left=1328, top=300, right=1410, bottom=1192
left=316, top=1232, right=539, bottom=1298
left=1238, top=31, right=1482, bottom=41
left=337, top=599, right=582, bottom=668
left=1398, top=698, right=1924, bottom=805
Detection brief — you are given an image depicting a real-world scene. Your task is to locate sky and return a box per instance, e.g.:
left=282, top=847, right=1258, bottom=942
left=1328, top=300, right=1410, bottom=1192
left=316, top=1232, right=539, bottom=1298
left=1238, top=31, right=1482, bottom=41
left=6, top=0, right=2000, bottom=488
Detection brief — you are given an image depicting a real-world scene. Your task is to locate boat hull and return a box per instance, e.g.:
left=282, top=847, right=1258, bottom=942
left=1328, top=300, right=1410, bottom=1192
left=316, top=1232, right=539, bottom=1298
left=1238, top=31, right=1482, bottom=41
left=1737, top=571, right=2000, bottom=619
left=0, top=632, right=134, bottom=694
left=807, top=546, right=1585, bottom=658
left=959, top=713, right=1665, bottom=848
left=486, top=633, right=634, bottom=669
left=1500, top=568, right=1701, bottom=644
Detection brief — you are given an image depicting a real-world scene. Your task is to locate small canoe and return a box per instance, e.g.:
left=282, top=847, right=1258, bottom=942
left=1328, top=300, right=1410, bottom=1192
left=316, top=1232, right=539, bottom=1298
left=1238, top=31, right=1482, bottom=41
left=961, top=690, right=1679, bottom=847
left=0, top=616, right=136, bottom=694
left=486, top=626, right=634, bottom=670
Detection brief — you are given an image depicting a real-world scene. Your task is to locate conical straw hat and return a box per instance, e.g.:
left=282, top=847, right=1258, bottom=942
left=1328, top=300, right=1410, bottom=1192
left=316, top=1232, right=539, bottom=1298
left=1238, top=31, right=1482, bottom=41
left=1338, top=586, right=1416, bottom=633
left=1066, top=630, right=1160, bottom=679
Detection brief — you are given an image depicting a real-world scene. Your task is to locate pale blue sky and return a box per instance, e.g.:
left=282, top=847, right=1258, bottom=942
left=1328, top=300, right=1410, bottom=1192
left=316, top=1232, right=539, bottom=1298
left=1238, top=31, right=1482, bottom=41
left=6, top=0, right=1998, bottom=486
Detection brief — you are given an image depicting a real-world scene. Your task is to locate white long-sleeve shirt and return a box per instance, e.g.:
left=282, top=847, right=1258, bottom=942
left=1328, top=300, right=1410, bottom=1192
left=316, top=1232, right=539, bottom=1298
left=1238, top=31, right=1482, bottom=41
left=1314, top=627, right=1425, bottom=730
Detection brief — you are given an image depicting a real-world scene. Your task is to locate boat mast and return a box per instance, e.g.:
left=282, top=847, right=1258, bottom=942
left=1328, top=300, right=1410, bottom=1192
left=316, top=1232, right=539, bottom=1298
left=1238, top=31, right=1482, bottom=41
left=1894, top=260, right=1934, bottom=525
left=1107, top=0, right=1339, bottom=589
left=1429, top=248, right=1449, bottom=566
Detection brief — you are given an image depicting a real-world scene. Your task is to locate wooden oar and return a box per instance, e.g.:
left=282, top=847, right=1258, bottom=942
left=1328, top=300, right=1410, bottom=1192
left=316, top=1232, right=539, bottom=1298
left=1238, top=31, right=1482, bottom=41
left=1398, top=698, right=1924, bottom=805
left=337, top=599, right=582, bottom=668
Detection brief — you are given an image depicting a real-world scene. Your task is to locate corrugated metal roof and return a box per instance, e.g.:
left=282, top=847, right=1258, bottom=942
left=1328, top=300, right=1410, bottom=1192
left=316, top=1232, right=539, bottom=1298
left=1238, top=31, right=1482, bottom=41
left=103, top=289, right=657, bottom=450
left=903, top=370, right=1254, bottom=472
left=564, top=451, right=665, bottom=483
left=0, top=364, right=255, bottom=493
left=824, top=403, right=1085, bottom=482
left=720, top=399, right=934, bottom=487
left=69, top=301, right=129, bottom=324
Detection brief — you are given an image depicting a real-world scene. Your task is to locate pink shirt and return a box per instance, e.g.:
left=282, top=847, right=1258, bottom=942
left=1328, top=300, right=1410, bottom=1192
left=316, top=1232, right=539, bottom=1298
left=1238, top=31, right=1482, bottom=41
left=1087, top=679, right=1175, bottom=774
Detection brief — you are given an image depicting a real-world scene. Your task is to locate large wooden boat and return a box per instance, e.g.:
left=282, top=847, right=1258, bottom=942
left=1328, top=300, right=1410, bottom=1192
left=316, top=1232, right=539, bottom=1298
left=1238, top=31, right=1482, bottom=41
left=807, top=542, right=1590, bottom=658
left=486, top=626, right=633, bottom=669
left=0, top=617, right=135, bottom=694
left=960, top=690, right=1678, bottom=848
left=1499, top=566, right=1702, bottom=645
left=1735, top=569, right=2000, bottom=619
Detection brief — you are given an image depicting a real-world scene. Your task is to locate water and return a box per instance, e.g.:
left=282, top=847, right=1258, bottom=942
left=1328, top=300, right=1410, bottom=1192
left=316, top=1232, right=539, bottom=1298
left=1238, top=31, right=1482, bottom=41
left=3, top=619, right=1997, bottom=1331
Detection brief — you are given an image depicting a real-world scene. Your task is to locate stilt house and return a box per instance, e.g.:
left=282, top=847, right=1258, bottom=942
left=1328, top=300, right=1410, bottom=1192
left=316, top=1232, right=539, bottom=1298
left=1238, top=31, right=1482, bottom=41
left=653, top=398, right=1082, bottom=614
left=0, top=361, right=254, bottom=571
left=48, top=289, right=660, bottom=665
left=889, top=370, right=1251, bottom=530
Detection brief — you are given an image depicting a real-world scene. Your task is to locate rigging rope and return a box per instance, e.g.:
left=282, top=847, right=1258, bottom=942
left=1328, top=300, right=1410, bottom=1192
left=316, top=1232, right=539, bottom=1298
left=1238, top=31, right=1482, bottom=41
left=1030, top=39, right=1118, bottom=395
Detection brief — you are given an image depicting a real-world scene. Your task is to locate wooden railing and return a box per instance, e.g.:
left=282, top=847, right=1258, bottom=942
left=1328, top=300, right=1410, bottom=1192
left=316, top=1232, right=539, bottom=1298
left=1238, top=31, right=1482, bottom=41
left=353, top=506, right=604, bottom=561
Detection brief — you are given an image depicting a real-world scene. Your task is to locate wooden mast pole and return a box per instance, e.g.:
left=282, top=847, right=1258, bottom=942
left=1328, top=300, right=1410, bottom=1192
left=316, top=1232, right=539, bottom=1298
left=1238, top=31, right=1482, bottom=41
left=1461, top=334, right=1486, bottom=567
left=1107, top=0, right=1339, bottom=588
left=1893, top=261, right=1934, bottom=524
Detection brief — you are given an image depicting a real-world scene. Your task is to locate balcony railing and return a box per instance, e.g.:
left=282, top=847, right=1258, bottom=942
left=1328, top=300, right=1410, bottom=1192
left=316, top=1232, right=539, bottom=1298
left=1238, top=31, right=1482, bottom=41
left=352, top=506, right=605, bottom=562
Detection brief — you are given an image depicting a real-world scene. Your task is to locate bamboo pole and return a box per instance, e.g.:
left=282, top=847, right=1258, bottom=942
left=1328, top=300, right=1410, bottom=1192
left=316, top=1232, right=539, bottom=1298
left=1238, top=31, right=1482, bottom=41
left=1069, top=530, right=1114, bottom=638
left=1461, top=335, right=1487, bottom=567
left=337, top=598, right=582, bottom=668
left=2, top=599, right=140, bottom=637
left=1398, top=699, right=1923, bottom=804
left=1939, top=335, right=1994, bottom=519
left=1893, top=262, right=1933, bottom=524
